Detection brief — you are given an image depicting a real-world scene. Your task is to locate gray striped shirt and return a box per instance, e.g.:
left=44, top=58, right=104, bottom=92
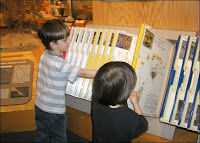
left=35, top=51, right=80, bottom=114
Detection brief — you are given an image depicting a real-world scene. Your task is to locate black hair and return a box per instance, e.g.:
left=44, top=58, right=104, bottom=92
left=92, top=61, right=137, bottom=106
left=38, top=19, right=70, bottom=50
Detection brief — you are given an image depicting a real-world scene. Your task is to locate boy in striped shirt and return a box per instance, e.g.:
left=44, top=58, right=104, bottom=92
left=35, top=19, right=97, bottom=143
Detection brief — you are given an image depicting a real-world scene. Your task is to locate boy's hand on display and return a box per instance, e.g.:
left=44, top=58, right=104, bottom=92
left=129, top=91, right=138, bottom=105
left=129, top=91, right=143, bottom=115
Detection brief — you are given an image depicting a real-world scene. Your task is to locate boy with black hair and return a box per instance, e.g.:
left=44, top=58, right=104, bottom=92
left=92, top=61, right=148, bottom=143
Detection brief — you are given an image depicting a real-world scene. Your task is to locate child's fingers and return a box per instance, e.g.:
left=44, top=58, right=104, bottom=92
left=130, top=91, right=137, bottom=97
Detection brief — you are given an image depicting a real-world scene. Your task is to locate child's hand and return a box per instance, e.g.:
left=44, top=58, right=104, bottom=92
left=129, top=91, right=143, bottom=115
left=129, top=91, right=138, bottom=105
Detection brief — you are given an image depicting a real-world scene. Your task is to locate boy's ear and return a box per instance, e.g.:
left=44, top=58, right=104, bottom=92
left=50, top=41, right=57, bottom=50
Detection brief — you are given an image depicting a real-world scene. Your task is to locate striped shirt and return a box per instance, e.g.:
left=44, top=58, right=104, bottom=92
left=35, top=50, right=80, bottom=114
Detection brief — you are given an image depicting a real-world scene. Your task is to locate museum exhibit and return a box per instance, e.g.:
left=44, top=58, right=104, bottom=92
left=0, top=0, right=199, bottom=142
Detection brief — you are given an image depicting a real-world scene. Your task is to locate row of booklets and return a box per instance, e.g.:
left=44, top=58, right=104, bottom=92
left=64, top=23, right=199, bottom=132
left=160, top=35, right=200, bottom=132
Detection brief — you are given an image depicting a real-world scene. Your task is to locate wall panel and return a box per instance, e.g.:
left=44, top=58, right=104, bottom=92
left=92, top=1, right=199, bottom=31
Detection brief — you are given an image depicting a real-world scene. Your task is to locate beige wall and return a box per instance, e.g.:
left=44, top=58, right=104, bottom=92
left=92, top=0, right=199, bottom=32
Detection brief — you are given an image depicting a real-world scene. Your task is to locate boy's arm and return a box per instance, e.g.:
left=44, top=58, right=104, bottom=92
left=129, top=91, right=143, bottom=115
left=78, top=69, right=97, bottom=79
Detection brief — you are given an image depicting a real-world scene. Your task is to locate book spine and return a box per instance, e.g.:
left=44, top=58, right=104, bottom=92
left=169, top=36, right=191, bottom=122
left=160, top=35, right=181, bottom=119
left=65, top=27, right=80, bottom=95
left=178, top=37, right=199, bottom=127
left=132, top=23, right=145, bottom=70
left=107, top=30, right=118, bottom=62
left=187, top=73, right=200, bottom=131
left=68, top=27, right=85, bottom=95
left=170, top=36, right=197, bottom=125
left=160, top=35, right=188, bottom=122
left=99, top=30, right=113, bottom=67
left=87, top=29, right=112, bottom=100
left=69, top=28, right=87, bottom=97
left=75, top=29, right=96, bottom=98
left=79, top=29, right=100, bottom=99
left=85, top=29, right=106, bottom=100
left=78, top=29, right=97, bottom=99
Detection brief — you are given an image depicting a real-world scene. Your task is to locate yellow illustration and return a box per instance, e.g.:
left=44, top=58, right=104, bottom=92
left=150, top=53, right=165, bottom=79
left=137, top=53, right=165, bottom=100
left=116, top=33, right=132, bottom=50
left=143, top=29, right=154, bottom=49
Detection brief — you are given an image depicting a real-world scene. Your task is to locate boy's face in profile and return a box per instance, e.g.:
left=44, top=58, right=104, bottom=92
left=56, top=37, right=70, bottom=53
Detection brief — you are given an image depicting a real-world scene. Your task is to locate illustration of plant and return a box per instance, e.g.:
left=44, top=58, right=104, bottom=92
left=149, top=53, right=165, bottom=79
left=116, top=34, right=132, bottom=50
left=137, top=53, right=165, bottom=101
left=143, top=29, right=154, bottom=49
left=137, top=82, right=144, bottom=102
